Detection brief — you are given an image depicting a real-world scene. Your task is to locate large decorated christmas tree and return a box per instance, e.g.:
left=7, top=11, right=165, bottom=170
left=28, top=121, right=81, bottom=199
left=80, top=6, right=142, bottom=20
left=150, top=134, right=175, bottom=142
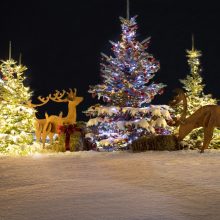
left=85, top=16, right=172, bottom=151
left=0, top=56, right=36, bottom=155
left=176, top=36, right=220, bottom=148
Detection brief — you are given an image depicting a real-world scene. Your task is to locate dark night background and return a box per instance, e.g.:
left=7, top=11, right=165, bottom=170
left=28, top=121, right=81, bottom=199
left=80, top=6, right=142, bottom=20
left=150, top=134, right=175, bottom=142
left=0, top=0, right=220, bottom=121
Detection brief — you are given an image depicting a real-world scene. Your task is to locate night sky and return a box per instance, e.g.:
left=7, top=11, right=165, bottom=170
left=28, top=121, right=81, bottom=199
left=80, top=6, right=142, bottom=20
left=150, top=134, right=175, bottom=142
left=0, top=0, right=220, bottom=121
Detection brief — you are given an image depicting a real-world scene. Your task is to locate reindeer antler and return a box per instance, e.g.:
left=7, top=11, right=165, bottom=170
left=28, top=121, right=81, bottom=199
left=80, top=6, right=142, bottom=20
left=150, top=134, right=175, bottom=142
left=49, top=89, right=68, bottom=102
left=27, top=95, right=50, bottom=108
left=66, top=88, right=77, bottom=99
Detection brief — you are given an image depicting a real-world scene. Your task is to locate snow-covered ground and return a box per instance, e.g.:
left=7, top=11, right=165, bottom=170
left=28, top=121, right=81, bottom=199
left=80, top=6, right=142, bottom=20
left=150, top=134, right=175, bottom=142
left=1, top=150, right=220, bottom=220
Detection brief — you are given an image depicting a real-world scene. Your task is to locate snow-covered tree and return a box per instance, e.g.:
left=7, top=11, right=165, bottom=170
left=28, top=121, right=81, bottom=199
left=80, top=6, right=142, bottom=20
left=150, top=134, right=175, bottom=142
left=175, top=37, right=220, bottom=148
left=0, top=59, right=35, bottom=154
left=85, top=16, right=172, bottom=151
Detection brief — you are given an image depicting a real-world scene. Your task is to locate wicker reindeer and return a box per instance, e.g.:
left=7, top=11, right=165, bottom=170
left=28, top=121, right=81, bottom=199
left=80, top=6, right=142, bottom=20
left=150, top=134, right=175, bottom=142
left=41, top=88, right=83, bottom=147
left=28, top=88, right=83, bottom=147
left=27, top=96, right=53, bottom=142
left=170, top=88, right=220, bottom=153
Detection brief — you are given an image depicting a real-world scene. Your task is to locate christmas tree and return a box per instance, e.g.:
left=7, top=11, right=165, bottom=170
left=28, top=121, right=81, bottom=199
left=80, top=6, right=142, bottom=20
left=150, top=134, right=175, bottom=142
left=176, top=36, right=220, bottom=148
left=85, top=16, right=172, bottom=151
left=0, top=53, right=36, bottom=155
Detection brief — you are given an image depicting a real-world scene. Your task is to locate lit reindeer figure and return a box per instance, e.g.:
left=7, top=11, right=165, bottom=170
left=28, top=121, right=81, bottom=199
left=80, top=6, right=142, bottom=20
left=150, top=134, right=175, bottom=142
left=41, top=88, right=83, bottom=147
left=170, top=88, right=220, bottom=153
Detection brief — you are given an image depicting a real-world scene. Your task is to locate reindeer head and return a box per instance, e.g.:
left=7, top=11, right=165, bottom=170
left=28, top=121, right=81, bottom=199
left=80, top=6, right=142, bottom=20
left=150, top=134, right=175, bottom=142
left=66, top=88, right=83, bottom=105
left=169, top=88, right=188, bottom=127
left=66, top=88, right=76, bottom=101
left=169, top=88, right=185, bottom=106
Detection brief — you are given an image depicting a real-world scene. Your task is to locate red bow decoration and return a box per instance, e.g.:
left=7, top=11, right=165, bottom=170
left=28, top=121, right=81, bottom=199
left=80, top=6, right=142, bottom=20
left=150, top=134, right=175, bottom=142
left=58, top=124, right=82, bottom=151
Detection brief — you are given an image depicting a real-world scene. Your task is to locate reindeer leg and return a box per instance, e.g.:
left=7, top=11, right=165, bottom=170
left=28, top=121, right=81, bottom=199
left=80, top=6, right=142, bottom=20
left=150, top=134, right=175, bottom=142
left=35, top=131, right=41, bottom=142
left=201, top=126, right=214, bottom=153
left=42, top=122, right=52, bottom=148
left=178, top=123, right=195, bottom=142
left=34, top=122, right=41, bottom=142
left=49, top=133, right=54, bottom=145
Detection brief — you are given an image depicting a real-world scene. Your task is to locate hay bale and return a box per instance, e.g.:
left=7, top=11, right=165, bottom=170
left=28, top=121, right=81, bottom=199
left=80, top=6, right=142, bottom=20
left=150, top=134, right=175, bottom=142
left=131, top=135, right=180, bottom=152
left=83, top=139, right=97, bottom=151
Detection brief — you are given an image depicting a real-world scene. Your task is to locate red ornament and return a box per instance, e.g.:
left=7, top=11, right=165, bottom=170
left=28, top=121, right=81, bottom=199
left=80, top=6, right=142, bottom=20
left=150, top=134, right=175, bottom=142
left=144, top=43, right=149, bottom=48
left=2, top=76, right=7, bottom=80
left=159, top=89, right=164, bottom=95
left=145, top=79, right=149, bottom=83
left=148, top=57, right=155, bottom=62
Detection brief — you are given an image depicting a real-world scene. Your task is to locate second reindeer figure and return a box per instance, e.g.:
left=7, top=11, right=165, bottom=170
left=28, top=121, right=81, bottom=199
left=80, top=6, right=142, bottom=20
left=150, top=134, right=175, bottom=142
left=170, top=88, right=220, bottom=153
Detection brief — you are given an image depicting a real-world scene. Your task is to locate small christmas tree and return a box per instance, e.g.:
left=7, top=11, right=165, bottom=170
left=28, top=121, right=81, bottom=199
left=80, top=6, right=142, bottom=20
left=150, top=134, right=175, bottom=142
left=176, top=36, right=220, bottom=148
left=85, top=16, right=172, bottom=151
left=0, top=55, right=36, bottom=155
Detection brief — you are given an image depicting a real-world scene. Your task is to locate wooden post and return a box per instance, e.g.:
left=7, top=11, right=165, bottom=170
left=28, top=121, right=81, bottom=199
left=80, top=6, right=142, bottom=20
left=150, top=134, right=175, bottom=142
left=9, top=41, right=12, bottom=60
left=192, top=34, right=194, bottom=51
left=19, top=53, right=22, bottom=65
left=127, top=0, right=129, bottom=20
